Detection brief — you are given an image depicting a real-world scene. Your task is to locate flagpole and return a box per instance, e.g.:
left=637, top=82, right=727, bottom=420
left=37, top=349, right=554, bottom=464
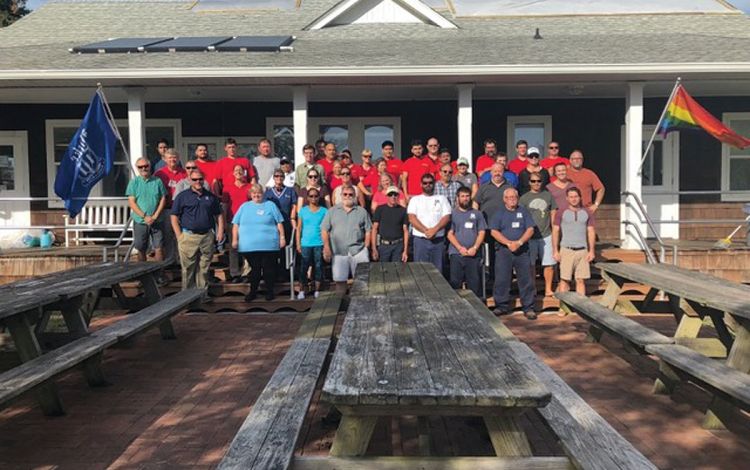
left=96, top=83, right=136, bottom=177
left=637, top=77, right=681, bottom=176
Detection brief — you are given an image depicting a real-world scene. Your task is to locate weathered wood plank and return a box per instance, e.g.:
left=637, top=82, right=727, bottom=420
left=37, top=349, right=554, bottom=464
left=381, top=262, right=405, bottom=297
left=369, top=262, right=386, bottom=296
left=510, top=342, right=657, bottom=470
left=296, top=292, right=343, bottom=340
left=484, top=415, right=533, bottom=457
left=219, top=338, right=330, bottom=469
left=350, top=262, right=370, bottom=297
left=457, top=289, right=518, bottom=341
left=292, top=456, right=574, bottom=470
left=329, top=415, right=379, bottom=457
left=556, top=292, right=673, bottom=350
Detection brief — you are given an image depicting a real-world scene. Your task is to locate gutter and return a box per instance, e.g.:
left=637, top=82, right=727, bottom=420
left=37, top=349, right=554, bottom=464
left=1, top=63, right=750, bottom=81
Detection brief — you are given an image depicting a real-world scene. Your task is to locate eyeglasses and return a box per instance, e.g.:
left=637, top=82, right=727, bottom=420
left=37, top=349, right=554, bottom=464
left=342, top=193, right=355, bottom=197
left=191, top=177, right=204, bottom=182
left=549, top=146, right=559, bottom=149
left=308, top=174, right=319, bottom=179
left=308, top=194, right=320, bottom=199
left=341, top=172, right=351, bottom=176
left=137, top=165, right=150, bottom=169
left=529, top=155, right=540, bottom=159
left=441, top=170, right=452, bottom=174
left=421, top=181, right=434, bottom=186
left=530, top=179, right=542, bottom=183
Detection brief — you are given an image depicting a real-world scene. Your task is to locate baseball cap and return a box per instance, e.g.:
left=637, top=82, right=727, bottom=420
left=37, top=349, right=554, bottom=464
left=527, top=147, right=541, bottom=156
left=385, top=186, right=400, bottom=196
left=280, top=158, right=291, bottom=165
left=456, top=158, right=469, bottom=166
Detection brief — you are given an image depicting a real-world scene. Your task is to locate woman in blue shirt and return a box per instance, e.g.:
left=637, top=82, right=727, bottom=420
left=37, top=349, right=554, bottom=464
left=232, top=184, right=285, bottom=301
left=295, top=187, right=328, bottom=300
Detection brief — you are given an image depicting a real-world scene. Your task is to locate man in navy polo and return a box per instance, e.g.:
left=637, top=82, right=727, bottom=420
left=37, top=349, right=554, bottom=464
left=171, top=169, right=225, bottom=291
left=489, top=187, right=538, bottom=319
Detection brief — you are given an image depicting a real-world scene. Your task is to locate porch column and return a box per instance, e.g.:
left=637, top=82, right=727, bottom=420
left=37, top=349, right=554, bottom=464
left=457, top=84, right=474, bottom=171
left=293, top=86, right=309, bottom=167
left=126, top=87, right=146, bottom=167
left=622, top=82, right=645, bottom=249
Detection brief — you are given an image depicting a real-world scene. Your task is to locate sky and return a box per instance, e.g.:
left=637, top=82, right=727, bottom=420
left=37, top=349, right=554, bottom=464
left=22, top=0, right=750, bottom=12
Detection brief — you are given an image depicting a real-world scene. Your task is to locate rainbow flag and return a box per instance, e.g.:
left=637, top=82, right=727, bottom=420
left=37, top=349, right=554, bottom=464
left=658, top=85, right=750, bottom=148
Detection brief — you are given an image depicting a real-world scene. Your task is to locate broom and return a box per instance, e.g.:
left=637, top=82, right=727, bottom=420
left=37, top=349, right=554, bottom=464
left=713, top=214, right=750, bottom=249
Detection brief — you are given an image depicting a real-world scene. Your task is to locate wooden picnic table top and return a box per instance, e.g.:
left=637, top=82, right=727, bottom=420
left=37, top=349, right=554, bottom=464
left=0, top=262, right=164, bottom=320
left=596, top=262, right=750, bottom=321
left=323, top=262, right=550, bottom=409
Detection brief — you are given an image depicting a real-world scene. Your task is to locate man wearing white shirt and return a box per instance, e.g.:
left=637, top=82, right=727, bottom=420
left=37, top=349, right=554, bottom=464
left=407, top=173, right=451, bottom=272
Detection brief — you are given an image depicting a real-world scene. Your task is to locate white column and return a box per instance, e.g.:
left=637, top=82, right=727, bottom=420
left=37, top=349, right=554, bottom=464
left=293, top=86, right=309, bottom=167
left=622, top=82, right=645, bottom=249
left=457, top=84, right=474, bottom=171
left=126, top=87, right=146, bottom=167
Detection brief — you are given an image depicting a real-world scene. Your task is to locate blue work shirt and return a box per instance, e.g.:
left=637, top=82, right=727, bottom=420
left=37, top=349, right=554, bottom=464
left=264, top=186, right=296, bottom=223
left=171, top=188, right=221, bottom=233
left=489, top=205, right=536, bottom=244
left=232, top=201, right=284, bottom=252
left=480, top=170, right=518, bottom=188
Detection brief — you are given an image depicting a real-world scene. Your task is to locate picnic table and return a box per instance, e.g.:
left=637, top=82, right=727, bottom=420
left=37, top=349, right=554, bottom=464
left=0, top=261, right=165, bottom=414
left=322, top=262, right=551, bottom=458
left=596, top=262, right=750, bottom=428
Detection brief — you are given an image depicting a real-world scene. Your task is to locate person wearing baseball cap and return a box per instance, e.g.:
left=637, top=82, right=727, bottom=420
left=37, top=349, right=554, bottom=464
left=518, top=147, right=550, bottom=195
left=452, top=157, right=478, bottom=199
left=371, top=186, right=409, bottom=263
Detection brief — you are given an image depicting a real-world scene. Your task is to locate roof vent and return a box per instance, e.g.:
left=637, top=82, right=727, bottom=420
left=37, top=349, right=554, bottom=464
left=533, top=28, right=543, bottom=40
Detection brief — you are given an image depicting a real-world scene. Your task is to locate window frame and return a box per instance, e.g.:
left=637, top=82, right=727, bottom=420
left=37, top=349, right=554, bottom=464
left=506, top=115, right=552, bottom=157
left=721, top=112, right=750, bottom=201
left=46, top=118, right=181, bottom=207
left=0, top=130, right=29, bottom=196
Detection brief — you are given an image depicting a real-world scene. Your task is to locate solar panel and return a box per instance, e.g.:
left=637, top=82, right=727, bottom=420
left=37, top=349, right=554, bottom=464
left=71, top=37, right=173, bottom=54
left=214, top=36, right=295, bottom=52
left=143, top=36, right=233, bottom=52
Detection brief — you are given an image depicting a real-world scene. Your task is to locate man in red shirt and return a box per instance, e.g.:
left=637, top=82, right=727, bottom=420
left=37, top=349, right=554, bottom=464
left=567, top=150, right=605, bottom=212
left=508, top=139, right=530, bottom=175
left=353, top=148, right=377, bottom=186
left=424, top=136, right=441, bottom=174
left=401, top=139, right=431, bottom=200
left=154, top=148, right=187, bottom=266
left=314, top=139, right=326, bottom=162
left=381, top=140, right=403, bottom=184
left=194, top=143, right=218, bottom=190
left=475, top=138, right=499, bottom=178
left=318, top=142, right=337, bottom=177
left=216, top=138, right=256, bottom=196
left=541, top=141, right=570, bottom=173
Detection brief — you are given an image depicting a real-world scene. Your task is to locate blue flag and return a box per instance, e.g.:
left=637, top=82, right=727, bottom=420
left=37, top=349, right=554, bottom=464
left=54, top=92, right=117, bottom=218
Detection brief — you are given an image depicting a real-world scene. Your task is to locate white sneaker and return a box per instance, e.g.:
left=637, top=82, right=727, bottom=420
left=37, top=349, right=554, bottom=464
left=297, top=291, right=306, bottom=300
left=313, top=291, right=320, bottom=299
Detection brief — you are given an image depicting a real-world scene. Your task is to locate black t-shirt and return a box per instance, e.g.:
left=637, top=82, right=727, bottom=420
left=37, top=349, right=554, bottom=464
left=518, top=168, right=551, bottom=195
left=373, top=204, right=407, bottom=241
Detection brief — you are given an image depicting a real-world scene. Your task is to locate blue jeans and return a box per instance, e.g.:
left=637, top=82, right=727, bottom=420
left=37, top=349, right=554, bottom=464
left=493, top=246, right=535, bottom=313
left=299, top=245, right=324, bottom=285
left=378, top=240, right=404, bottom=262
left=413, top=236, right=445, bottom=272
left=449, top=254, right=483, bottom=298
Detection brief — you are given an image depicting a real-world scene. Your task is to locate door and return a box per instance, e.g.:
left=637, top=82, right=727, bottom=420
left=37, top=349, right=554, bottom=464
left=621, top=125, right=680, bottom=239
left=0, top=131, right=30, bottom=234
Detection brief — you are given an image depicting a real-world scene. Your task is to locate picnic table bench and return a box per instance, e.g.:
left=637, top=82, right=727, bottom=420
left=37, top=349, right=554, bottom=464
left=0, top=261, right=176, bottom=415
left=596, top=262, right=750, bottom=429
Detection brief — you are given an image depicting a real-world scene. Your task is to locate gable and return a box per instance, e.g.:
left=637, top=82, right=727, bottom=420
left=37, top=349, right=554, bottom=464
left=307, top=0, right=457, bottom=29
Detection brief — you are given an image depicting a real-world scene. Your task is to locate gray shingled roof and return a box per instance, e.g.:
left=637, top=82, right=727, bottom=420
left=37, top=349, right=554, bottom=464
left=0, top=0, right=749, bottom=79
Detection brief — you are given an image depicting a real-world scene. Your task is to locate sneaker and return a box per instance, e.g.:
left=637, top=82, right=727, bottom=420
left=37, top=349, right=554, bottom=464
left=524, top=310, right=538, bottom=320
left=297, top=291, right=306, bottom=300
left=492, top=308, right=509, bottom=317
left=313, top=291, right=320, bottom=299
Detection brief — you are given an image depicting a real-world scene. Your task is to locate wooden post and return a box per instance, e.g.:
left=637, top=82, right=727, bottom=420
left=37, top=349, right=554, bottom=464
left=138, top=273, right=176, bottom=339
left=60, top=296, right=90, bottom=339
left=483, top=415, right=533, bottom=457
left=330, top=415, right=378, bottom=457
left=704, top=317, right=750, bottom=429
left=82, top=352, right=108, bottom=387
left=598, top=271, right=625, bottom=310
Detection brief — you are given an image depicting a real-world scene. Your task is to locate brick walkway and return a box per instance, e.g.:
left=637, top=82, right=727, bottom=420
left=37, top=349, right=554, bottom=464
left=1, top=310, right=749, bottom=469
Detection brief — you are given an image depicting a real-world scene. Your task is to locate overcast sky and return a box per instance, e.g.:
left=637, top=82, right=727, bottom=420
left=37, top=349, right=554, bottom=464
left=23, top=0, right=750, bottom=12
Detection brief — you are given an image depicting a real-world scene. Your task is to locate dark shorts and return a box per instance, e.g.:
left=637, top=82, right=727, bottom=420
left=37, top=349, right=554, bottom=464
left=133, top=221, right=164, bottom=252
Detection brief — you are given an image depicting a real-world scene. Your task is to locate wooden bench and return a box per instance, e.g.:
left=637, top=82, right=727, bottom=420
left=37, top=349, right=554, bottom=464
left=0, top=288, right=202, bottom=415
left=457, top=288, right=518, bottom=342
left=219, top=293, right=342, bottom=469
left=511, top=341, right=658, bottom=470
left=63, top=200, right=131, bottom=247
left=646, top=343, right=750, bottom=427
left=556, top=292, right=673, bottom=353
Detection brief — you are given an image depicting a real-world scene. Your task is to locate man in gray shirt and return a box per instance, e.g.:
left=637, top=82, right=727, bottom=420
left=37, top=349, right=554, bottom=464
left=321, top=186, right=372, bottom=292
left=253, top=138, right=280, bottom=187
left=552, top=186, right=596, bottom=297
left=519, top=178, right=557, bottom=297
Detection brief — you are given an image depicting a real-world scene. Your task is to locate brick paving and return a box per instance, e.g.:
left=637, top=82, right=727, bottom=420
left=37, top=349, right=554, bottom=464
left=1, top=308, right=749, bottom=469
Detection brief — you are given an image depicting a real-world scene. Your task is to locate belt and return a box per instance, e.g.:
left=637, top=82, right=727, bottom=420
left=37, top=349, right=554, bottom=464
left=380, top=238, right=403, bottom=245
left=183, top=229, right=211, bottom=235
left=416, top=236, right=445, bottom=243
left=564, top=246, right=587, bottom=251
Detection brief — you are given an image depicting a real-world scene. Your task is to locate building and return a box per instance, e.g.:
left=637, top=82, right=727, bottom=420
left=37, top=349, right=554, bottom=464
left=0, top=0, right=749, bottom=248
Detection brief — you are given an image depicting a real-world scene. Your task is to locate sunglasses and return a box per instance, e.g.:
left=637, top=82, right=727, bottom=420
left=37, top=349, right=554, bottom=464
left=342, top=193, right=355, bottom=197
left=137, top=165, right=150, bottom=169
left=185, top=166, right=197, bottom=170
left=387, top=193, right=399, bottom=197
left=421, top=181, right=434, bottom=185
left=191, top=177, right=204, bottom=182
left=530, top=180, right=542, bottom=183
left=529, top=155, right=540, bottom=158
left=308, top=174, right=319, bottom=178
left=341, top=172, right=351, bottom=176
left=273, top=174, right=284, bottom=178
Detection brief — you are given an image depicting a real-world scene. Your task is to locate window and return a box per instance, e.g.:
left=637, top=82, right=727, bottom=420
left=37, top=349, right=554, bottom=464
left=46, top=119, right=180, bottom=206
left=506, top=116, right=552, bottom=156
left=0, top=131, right=28, bottom=196
left=266, top=117, right=400, bottom=163
left=722, top=113, right=750, bottom=201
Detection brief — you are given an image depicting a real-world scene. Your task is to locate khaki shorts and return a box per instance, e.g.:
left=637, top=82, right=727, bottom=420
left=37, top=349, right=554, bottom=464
left=559, top=247, right=590, bottom=281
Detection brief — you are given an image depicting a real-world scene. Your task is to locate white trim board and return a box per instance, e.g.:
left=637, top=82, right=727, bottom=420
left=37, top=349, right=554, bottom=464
left=306, top=0, right=457, bottom=29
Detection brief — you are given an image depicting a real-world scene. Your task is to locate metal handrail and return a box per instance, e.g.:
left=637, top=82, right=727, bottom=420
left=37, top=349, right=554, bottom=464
left=621, top=220, right=658, bottom=264
left=102, top=216, right=134, bottom=263
left=621, top=191, right=667, bottom=264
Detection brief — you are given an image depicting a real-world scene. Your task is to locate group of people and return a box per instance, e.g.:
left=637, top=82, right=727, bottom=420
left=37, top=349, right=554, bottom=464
left=126, top=135, right=605, bottom=318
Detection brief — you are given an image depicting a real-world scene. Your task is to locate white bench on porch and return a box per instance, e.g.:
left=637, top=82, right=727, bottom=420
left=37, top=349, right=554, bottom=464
left=63, top=200, right=131, bottom=247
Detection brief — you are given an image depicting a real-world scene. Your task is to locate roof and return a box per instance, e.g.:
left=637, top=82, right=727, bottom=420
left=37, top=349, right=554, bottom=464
left=0, top=0, right=749, bottom=84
